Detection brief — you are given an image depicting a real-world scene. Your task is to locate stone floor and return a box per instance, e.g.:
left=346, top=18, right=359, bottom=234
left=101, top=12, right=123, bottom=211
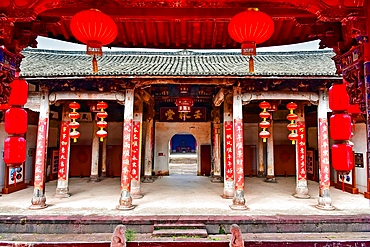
left=0, top=175, right=369, bottom=216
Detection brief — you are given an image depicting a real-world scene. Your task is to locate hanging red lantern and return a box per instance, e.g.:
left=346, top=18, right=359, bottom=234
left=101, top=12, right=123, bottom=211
left=5, top=108, right=28, bottom=134
left=329, top=84, right=349, bottom=111
left=96, top=101, right=108, bottom=142
left=8, top=78, right=28, bottom=106
left=332, top=143, right=354, bottom=173
left=175, top=97, right=194, bottom=121
left=286, top=102, right=298, bottom=144
left=259, top=101, right=271, bottom=142
left=0, top=104, right=10, bottom=111
left=70, top=9, right=118, bottom=73
left=4, top=136, right=26, bottom=165
left=228, top=8, right=274, bottom=73
left=69, top=101, right=80, bottom=143
left=330, top=113, right=352, bottom=141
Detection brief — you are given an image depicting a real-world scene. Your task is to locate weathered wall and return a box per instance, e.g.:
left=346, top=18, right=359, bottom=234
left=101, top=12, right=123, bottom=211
left=351, top=123, right=368, bottom=193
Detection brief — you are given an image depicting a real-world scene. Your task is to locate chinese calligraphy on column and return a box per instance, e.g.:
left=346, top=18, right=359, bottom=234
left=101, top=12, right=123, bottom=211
left=234, top=119, right=244, bottom=190
left=224, top=121, right=234, bottom=180
left=58, top=121, right=70, bottom=180
left=34, top=118, right=48, bottom=190
left=297, top=121, right=306, bottom=181
left=131, top=121, right=141, bottom=181
left=319, top=118, right=330, bottom=189
left=121, top=119, right=133, bottom=190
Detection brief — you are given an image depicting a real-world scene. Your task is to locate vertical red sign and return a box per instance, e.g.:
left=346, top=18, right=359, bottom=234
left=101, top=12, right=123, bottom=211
left=131, top=121, right=141, bottom=181
left=319, top=118, right=330, bottom=189
left=224, top=121, right=234, bottom=181
left=34, top=118, right=48, bottom=190
left=234, top=119, right=244, bottom=190
left=121, top=119, right=133, bottom=190
left=297, top=121, right=306, bottom=180
left=58, top=121, right=70, bottom=180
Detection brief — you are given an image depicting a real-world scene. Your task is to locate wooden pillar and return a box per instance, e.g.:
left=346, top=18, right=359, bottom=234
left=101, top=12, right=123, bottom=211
left=211, top=106, right=222, bottom=182
left=131, top=96, right=144, bottom=198
left=364, top=42, right=370, bottom=199
left=30, top=87, right=49, bottom=209
left=143, top=104, right=154, bottom=183
left=265, top=115, right=276, bottom=182
left=117, top=89, right=135, bottom=210
left=222, top=93, right=234, bottom=198
left=101, top=137, right=107, bottom=177
left=230, top=86, right=247, bottom=210
left=55, top=104, right=71, bottom=198
left=316, top=90, right=334, bottom=210
left=257, top=137, right=265, bottom=177
left=294, top=103, right=310, bottom=198
left=90, top=117, right=100, bottom=182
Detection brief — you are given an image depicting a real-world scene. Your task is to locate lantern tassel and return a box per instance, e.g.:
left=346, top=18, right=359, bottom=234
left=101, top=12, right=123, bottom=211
left=249, top=56, right=254, bottom=73
left=14, top=170, right=16, bottom=187
left=92, top=55, right=98, bottom=73
left=342, top=178, right=345, bottom=192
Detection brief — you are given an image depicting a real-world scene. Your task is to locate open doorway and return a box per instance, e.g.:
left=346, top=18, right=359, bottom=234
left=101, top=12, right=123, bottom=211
left=169, top=133, right=197, bottom=175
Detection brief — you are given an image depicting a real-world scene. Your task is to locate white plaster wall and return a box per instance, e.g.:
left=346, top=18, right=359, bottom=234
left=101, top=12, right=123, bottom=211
left=25, top=125, right=37, bottom=183
left=154, top=122, right=211, bottom=173
left=351, top=123, right=368, bottom=193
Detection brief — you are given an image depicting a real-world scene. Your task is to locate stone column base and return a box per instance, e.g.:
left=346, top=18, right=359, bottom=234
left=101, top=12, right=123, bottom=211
left=229, top=189, right=248, bottom=210
left=29, top=195, right=47, bottom=210
left=257, top=171, right=265, bottom=177
left=89, top=175, right=101, bottom=182
left=142, top=176, right=154, bottom=183
left=117, top=190, right=135, bottom=210
left=211, top=176, right=223, bottom=183
left=294, top=186, right=310, bottom=199
left=316, top=188, right=335, bottom=210
left=55, top=188, right=70, bottom=198
left=264, top=176, right=276, bottom=183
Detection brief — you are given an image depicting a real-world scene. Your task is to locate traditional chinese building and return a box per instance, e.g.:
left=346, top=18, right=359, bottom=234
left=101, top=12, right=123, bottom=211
left=0, top=0, right=369, bottom=211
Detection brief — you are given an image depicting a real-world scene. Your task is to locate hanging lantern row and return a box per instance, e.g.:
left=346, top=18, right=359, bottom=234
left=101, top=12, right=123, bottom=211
left=258, top=101, right=271, bottom=142
left=328, top=83, right=354, bottom=175
left=69, top=101, right=81, bottom=143
left=70, top=9, right=118, bottom=74
left=96, top=101, right=108, bottom=142
left=3, top=77, right=28, bottom=167
left=175, top=97, right=194, bottom=121
left=286, top=102, right=298, bottom=145
left=228, top=8, right=274, bottom=73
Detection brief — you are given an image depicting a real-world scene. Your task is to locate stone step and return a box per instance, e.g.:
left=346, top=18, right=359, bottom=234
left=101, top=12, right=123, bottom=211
left=154, top=223, right=206, bottom=230
left=152, top=228, right=208, bottom=238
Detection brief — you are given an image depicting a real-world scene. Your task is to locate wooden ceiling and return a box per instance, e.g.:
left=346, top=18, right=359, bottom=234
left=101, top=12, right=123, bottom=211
left=0, top=0, right=367, bottom=51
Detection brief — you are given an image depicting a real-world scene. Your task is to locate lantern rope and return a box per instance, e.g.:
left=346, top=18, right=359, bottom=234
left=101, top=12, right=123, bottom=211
left=249, top=56, right=254, bottom=73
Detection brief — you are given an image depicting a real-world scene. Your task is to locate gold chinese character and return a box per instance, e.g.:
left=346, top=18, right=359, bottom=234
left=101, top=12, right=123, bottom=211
left=194, top=110, right=202, bottom=119
left=165, top=109, right=175, bottom=120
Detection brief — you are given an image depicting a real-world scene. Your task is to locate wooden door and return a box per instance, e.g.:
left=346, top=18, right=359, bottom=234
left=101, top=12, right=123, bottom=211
left=106, top=145, right=122, bottom=177
left=69, top=145, right=92, bottom=177
left=200, top=145, right=211, bottom=176
left=244, top=145, right=257, bottom=176
left=274, top=145, right=296, bottom=176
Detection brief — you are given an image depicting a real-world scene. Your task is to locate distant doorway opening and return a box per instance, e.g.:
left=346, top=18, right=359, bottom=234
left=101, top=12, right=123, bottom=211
left=169, top=133, right=198, bottom=176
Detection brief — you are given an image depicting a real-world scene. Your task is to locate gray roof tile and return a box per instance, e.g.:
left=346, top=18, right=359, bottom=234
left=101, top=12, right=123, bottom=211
left=19, top=49, right=339, bottom=78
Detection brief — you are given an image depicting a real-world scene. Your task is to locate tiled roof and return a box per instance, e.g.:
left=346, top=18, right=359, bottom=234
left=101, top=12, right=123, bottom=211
left=19, top=49, right=339, bottom=78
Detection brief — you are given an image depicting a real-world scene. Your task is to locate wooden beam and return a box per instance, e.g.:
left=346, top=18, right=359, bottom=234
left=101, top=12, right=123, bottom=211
left=242, top=91, right=319, bottom=105
left=48, top=91, right=125, bottom=105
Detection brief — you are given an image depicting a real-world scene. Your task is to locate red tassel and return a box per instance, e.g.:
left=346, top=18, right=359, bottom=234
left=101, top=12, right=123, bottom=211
left=92, top=55, right=98, bottom=73
left=249, top=56, right=254, bottom=73
left=342, top=179, right=344, bottom=192
left=14, top=169, right=16, bottom=187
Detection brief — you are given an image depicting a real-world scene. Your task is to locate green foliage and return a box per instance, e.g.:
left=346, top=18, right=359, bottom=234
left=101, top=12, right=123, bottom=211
left=125, top=229, right=136, bottom=241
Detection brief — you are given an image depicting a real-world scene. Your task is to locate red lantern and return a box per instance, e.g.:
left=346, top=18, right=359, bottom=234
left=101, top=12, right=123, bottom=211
left=0, top=104, right=10, bottom=111
left=331, top=143, right=354, bottom=173
left=69, top=101, right=81, bottom=143
left=175, top=97, right=194, bottom=121
left=4, top=136, right=26, bottom=165
left=228, top=8, right=274, bottom=73
left=330, top=113, right=352, bottom=141
left=329, top=84, right=349, bottom=111
left=259, top=101, right=271, bottom=142
left=8, top=78, right=28, bottom=106
left=5, top=108, right=28, bottom=134
left=96, top=101, right=108, bottom=141
left=70, top=9, right=118, bottom=73
left=286, top=102, right=298, bottom=144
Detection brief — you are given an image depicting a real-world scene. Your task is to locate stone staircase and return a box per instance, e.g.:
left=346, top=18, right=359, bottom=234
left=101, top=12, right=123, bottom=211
left=152, top=223, right=208, bottom=238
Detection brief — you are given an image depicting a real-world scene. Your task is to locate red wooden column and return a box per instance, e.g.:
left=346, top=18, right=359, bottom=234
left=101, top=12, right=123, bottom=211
left=364, top=0, right=370, bottom=200
left=117, top=89, right=135, bottom=210
left=294, top=103, right=310, bottom=198
left=30, top=88, right=50, bottom=209
left=131, top=96, right=143, bottom=198
left=222, top=93, right=234, bottom=198
left=316, top=90, right=334, bottom=210
left=143, top=104, right=154, bottom=183
left=230, top=86, right=247, bottom=210
left=211, top=106, right=222, bottom=182
left=55, top=104, right=71, bottom=198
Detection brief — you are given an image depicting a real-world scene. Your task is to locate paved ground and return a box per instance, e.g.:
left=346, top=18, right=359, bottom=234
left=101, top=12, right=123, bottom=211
left=0, top=175, right=369, bottom=216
